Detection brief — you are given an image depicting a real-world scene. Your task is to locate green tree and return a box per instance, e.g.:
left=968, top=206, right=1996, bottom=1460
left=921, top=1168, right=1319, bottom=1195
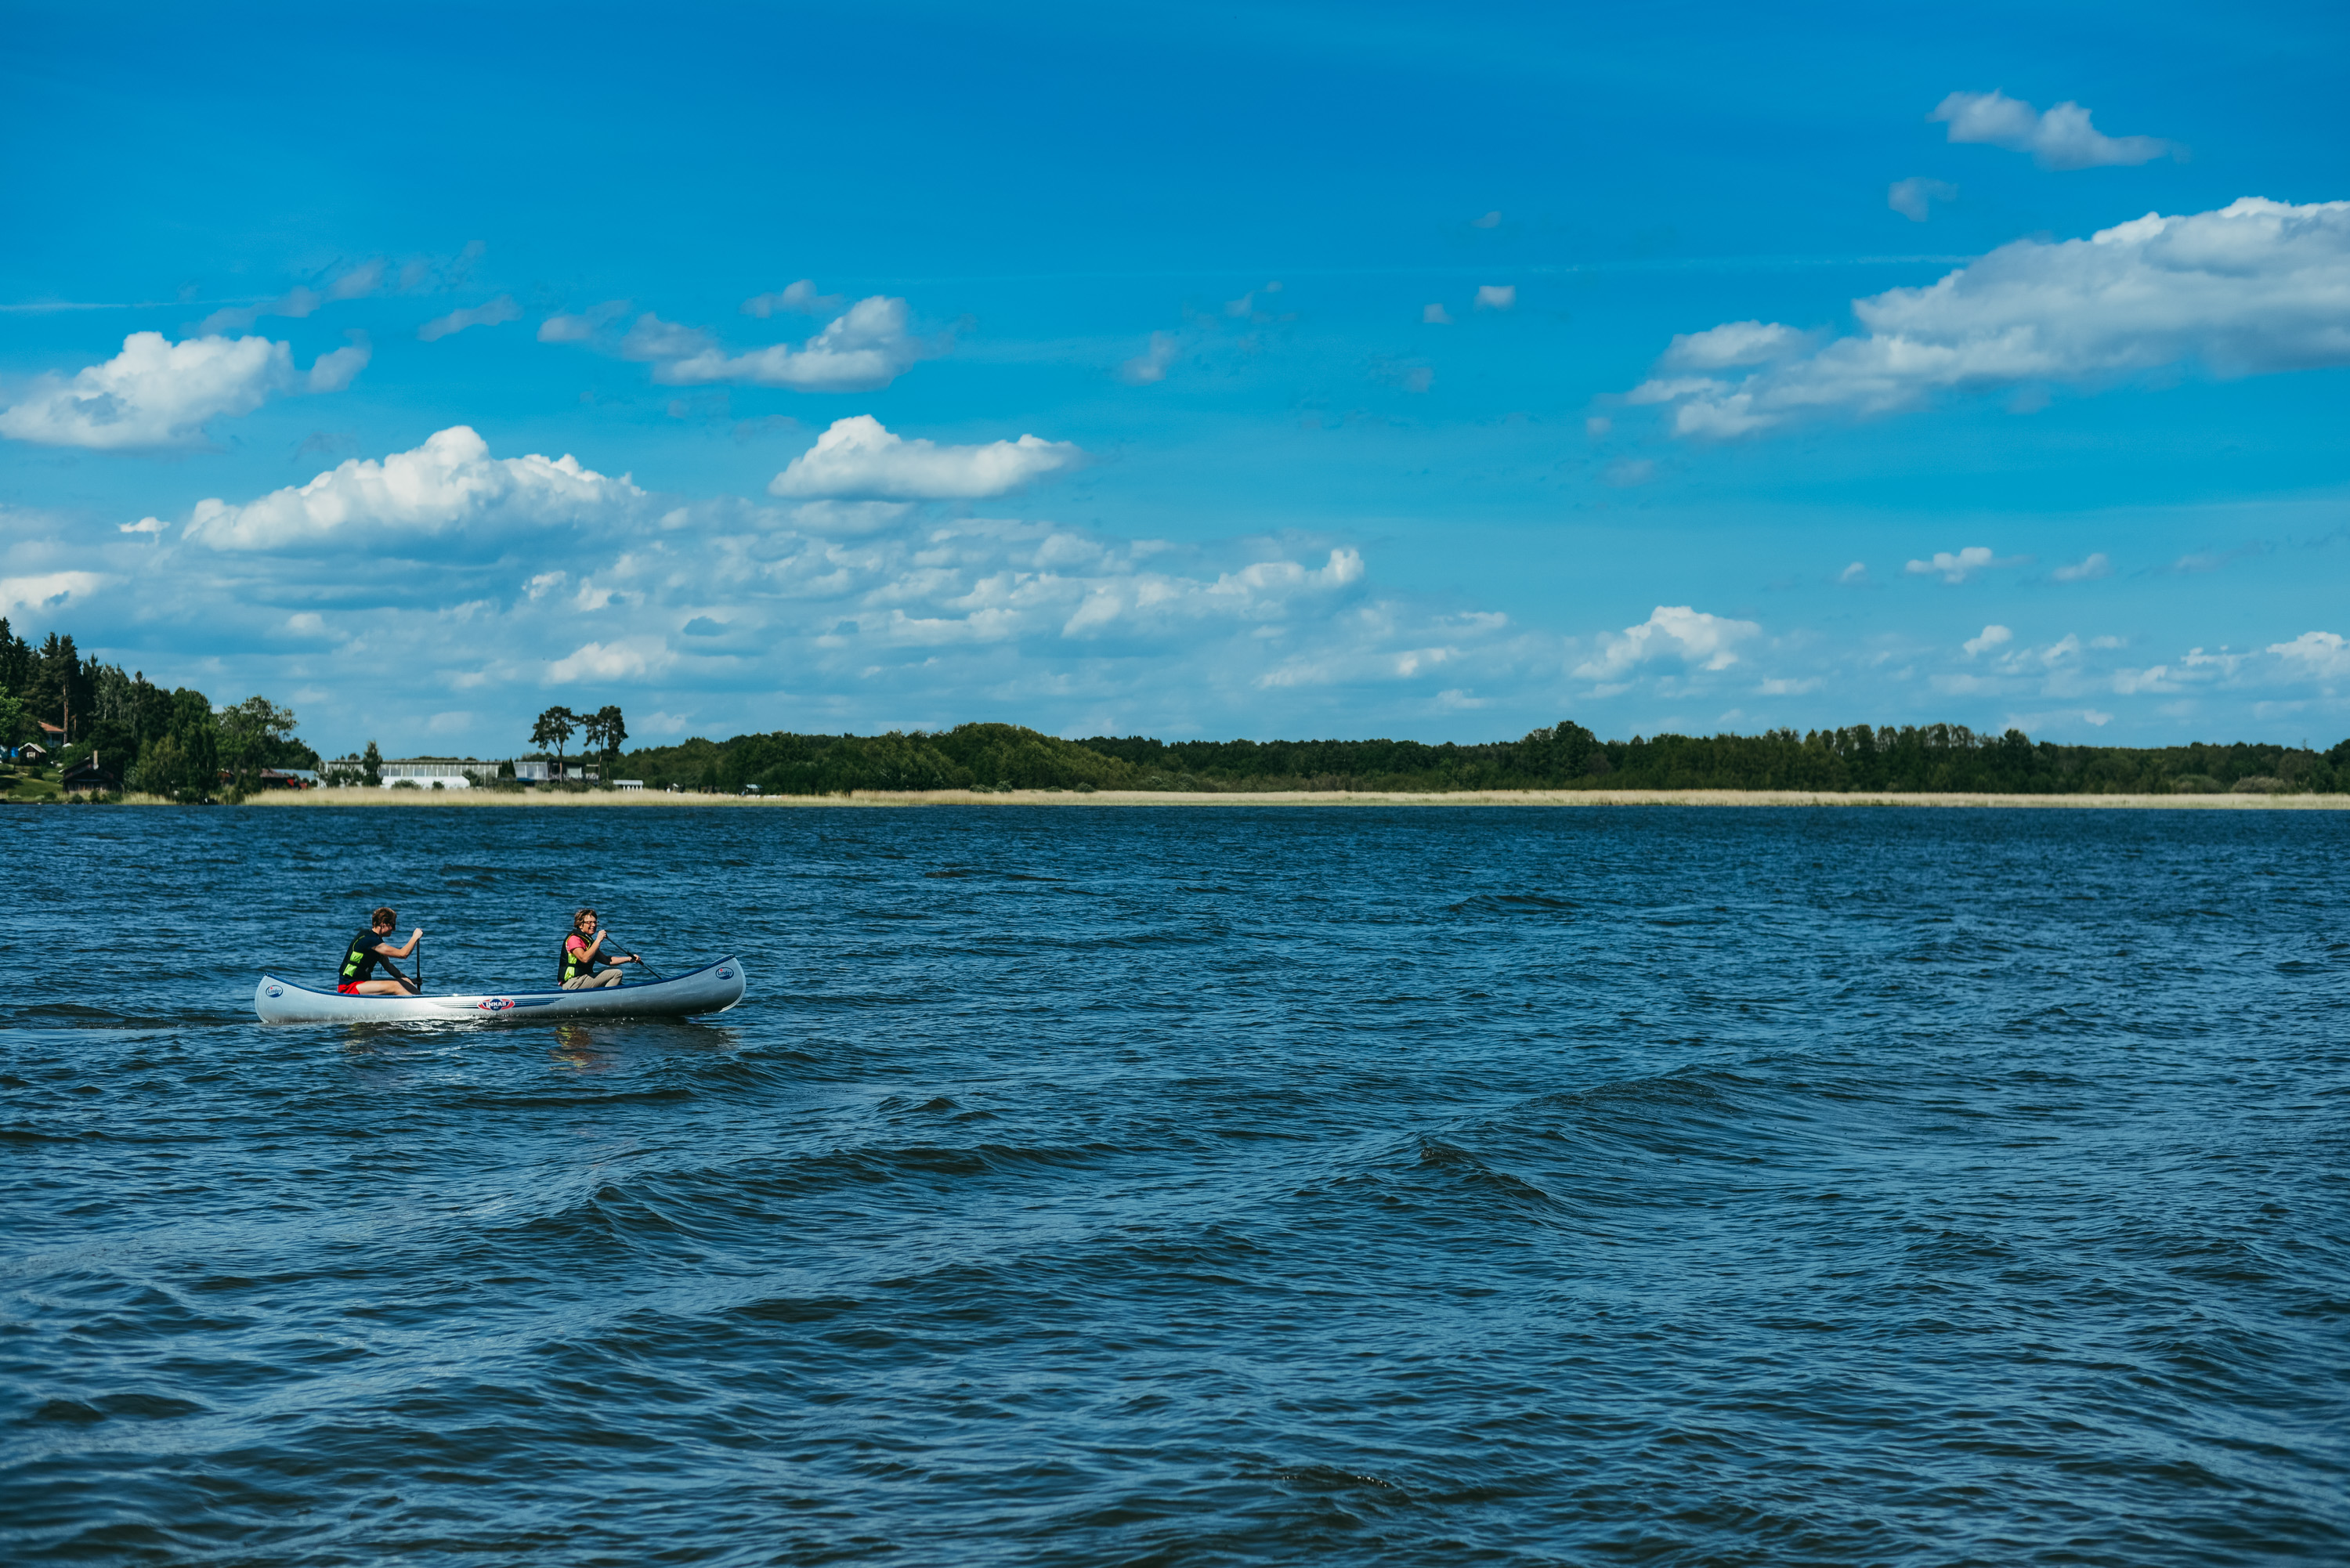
left=218, top=695, right=299, bottom=793
left=362, top=739, right=383, bottom=786
left=167, top=688, right=219, bottom=801
left=595, top=705, right=626, bottom=771
left=531, top=706, right=578, bottom=779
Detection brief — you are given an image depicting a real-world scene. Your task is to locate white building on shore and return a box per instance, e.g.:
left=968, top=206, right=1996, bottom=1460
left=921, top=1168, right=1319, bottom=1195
left=320, top=755, right=602, bottom=787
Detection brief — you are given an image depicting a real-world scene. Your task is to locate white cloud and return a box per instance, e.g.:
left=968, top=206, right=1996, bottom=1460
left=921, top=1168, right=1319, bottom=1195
left=1573, top=605, right=1760, bottom=678
left=1601, top=457, right=1654, bottom=487
left=2052, top=551, right=2113, bottom=581
left=768, top=416, right=1083, bottom=501
left=645, top=296, right=935, bottom=391
left=1889, top=177, right=1958, bottom=222
left=183, top=425, right=644, bottom=550
left=547, top=638, right=669, bottom=685
left=1120, top=331, right=1179, bottom=385
left=1423, top=303, right=1454, bottom=325
left=306, top=335, right=371, bottom=392
left=418, top=295, right=522, bottom=341
left=119, top=516, right=170, bottom=536
left=1838, top=561, right=1869, bottom=585
left=1474, top=284, right=1517, bottom=312
left=1964, top=623, right=2013, bottom=656
left=1907, top=547, right=2025, bottom=583
left=0, top=570, right=108, bottom=617
left=1930, top=90, right=2173, bottom=171
left=1629, top=198, right=2350, bottom=439
left=0, top=331, right=361, bottom=449
left=2269, top=630, right=2350, bottom=679
left=538, top=300, right=629, bottom=342
left=742, top=280, right=845, bottom=318
left=1663, top=320, right=1806, bottom=370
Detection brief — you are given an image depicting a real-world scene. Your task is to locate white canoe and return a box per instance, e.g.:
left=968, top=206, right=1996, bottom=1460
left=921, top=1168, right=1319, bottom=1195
left=253, top=957, right=747, bottom=1025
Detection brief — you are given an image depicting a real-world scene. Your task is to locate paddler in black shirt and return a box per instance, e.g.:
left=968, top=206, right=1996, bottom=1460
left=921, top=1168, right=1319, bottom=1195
left=338, top=905, right=423, bottom=995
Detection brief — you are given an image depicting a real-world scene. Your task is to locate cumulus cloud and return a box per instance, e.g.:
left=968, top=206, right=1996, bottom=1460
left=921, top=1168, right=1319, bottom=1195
left=742, top=280, right=845, bottom=319
left=1573, top=605, right=1760, bottom=679
left=2269, top=630, right=2350, bottom=679
left=1423, top=303, right=1455, bottom=325
left=2052, top=551, right=2113, bottom=581
left=183, top=425, right=644, bottom=550
left=1889, top=177, right=1958, bottom=222
left=1626, top=198, right=2350, bottom=439
left=119, top=517, right=170, bottom=536
left=1474, top=284, right=1517, bottom=312
left=1930, top=90, right=2173, bottom=171
left=418, top=295, right=522, bottom=341
left=547, top=638, right=668, bottom=685
left=0, top=570, right=108, bottom=617
left=0, top=331, right=363, bottom=449
left=643, top=296, right=935, bottom=391
left=1120, top=331, right=1180, bottom=385
left=768, top=416, right=1083, bottom=500
left=1964, top=623, right=2013, bottom=656
left=1906, top=547, right=2025, bottom=583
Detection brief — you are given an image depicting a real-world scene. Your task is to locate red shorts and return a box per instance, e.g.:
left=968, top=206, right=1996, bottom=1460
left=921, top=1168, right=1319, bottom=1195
left=337, top=983, right=361, bottom=994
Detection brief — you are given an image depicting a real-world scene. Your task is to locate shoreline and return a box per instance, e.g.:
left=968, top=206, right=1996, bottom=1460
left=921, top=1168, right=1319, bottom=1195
left=211, top=786, right=2350, bottom=809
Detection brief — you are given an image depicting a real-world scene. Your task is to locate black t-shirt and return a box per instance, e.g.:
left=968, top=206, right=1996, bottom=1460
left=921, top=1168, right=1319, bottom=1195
left=342, top=930, right=387, bottom=985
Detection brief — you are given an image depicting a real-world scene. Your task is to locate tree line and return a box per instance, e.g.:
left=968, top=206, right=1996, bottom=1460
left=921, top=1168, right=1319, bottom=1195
left=616, top=719, right=2350, bottom=796
left=1, top=620, right=318, bottom=800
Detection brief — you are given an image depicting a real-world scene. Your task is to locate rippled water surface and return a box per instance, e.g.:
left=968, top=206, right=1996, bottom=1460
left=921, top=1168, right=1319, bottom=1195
left=5, top=804, right=2348, bottom=1565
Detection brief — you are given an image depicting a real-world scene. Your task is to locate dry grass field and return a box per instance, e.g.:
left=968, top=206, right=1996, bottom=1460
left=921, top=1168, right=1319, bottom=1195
left=237, top=786, right=2350, bottom=810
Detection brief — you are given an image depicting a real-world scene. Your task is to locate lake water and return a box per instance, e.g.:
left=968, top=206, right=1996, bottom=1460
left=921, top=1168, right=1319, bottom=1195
left=4, top=804, right=2347, bottom=1565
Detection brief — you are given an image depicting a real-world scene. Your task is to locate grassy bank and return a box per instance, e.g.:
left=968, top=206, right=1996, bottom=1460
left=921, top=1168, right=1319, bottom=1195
left=233, top=787, right=2350, bottom=810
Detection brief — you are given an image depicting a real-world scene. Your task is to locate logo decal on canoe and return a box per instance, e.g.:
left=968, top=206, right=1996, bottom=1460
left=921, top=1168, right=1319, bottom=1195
left=718, top=968, right=732, bottom=979
left=265, top=985, right=284, bottom=997
left=477, top=996, right=515, bottom=1012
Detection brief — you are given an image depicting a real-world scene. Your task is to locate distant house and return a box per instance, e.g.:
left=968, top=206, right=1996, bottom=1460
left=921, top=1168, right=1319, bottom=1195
left=614, top=779, right=645, bottom=791
left=11, top=742, right=45, bottom=764
left=63, top=754, right=121, bottom=793
left=375, top=757, right=506, bottom=789
left=513, top=757, right=600, bottom=784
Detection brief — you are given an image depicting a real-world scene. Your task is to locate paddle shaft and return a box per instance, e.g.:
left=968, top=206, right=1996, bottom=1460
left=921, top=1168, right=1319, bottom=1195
left=605, top=937, right=664, bottom=981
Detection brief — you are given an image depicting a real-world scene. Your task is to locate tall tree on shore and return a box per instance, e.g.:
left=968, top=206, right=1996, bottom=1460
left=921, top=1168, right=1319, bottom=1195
left=219, top=696, right=299, bottom=793
left=167, top=687, right=218, bottom=801
left=531, top=706, right=578, bottom=778
left=362, top=740, right=382, bottom=786
left=591, top=705, right=626, bottom=775
left=38, top=632, right=85, bottom=741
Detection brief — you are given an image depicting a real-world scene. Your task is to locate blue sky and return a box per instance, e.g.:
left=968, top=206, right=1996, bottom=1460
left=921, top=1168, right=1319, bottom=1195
left=4, top=0, right=2347, bottom=757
